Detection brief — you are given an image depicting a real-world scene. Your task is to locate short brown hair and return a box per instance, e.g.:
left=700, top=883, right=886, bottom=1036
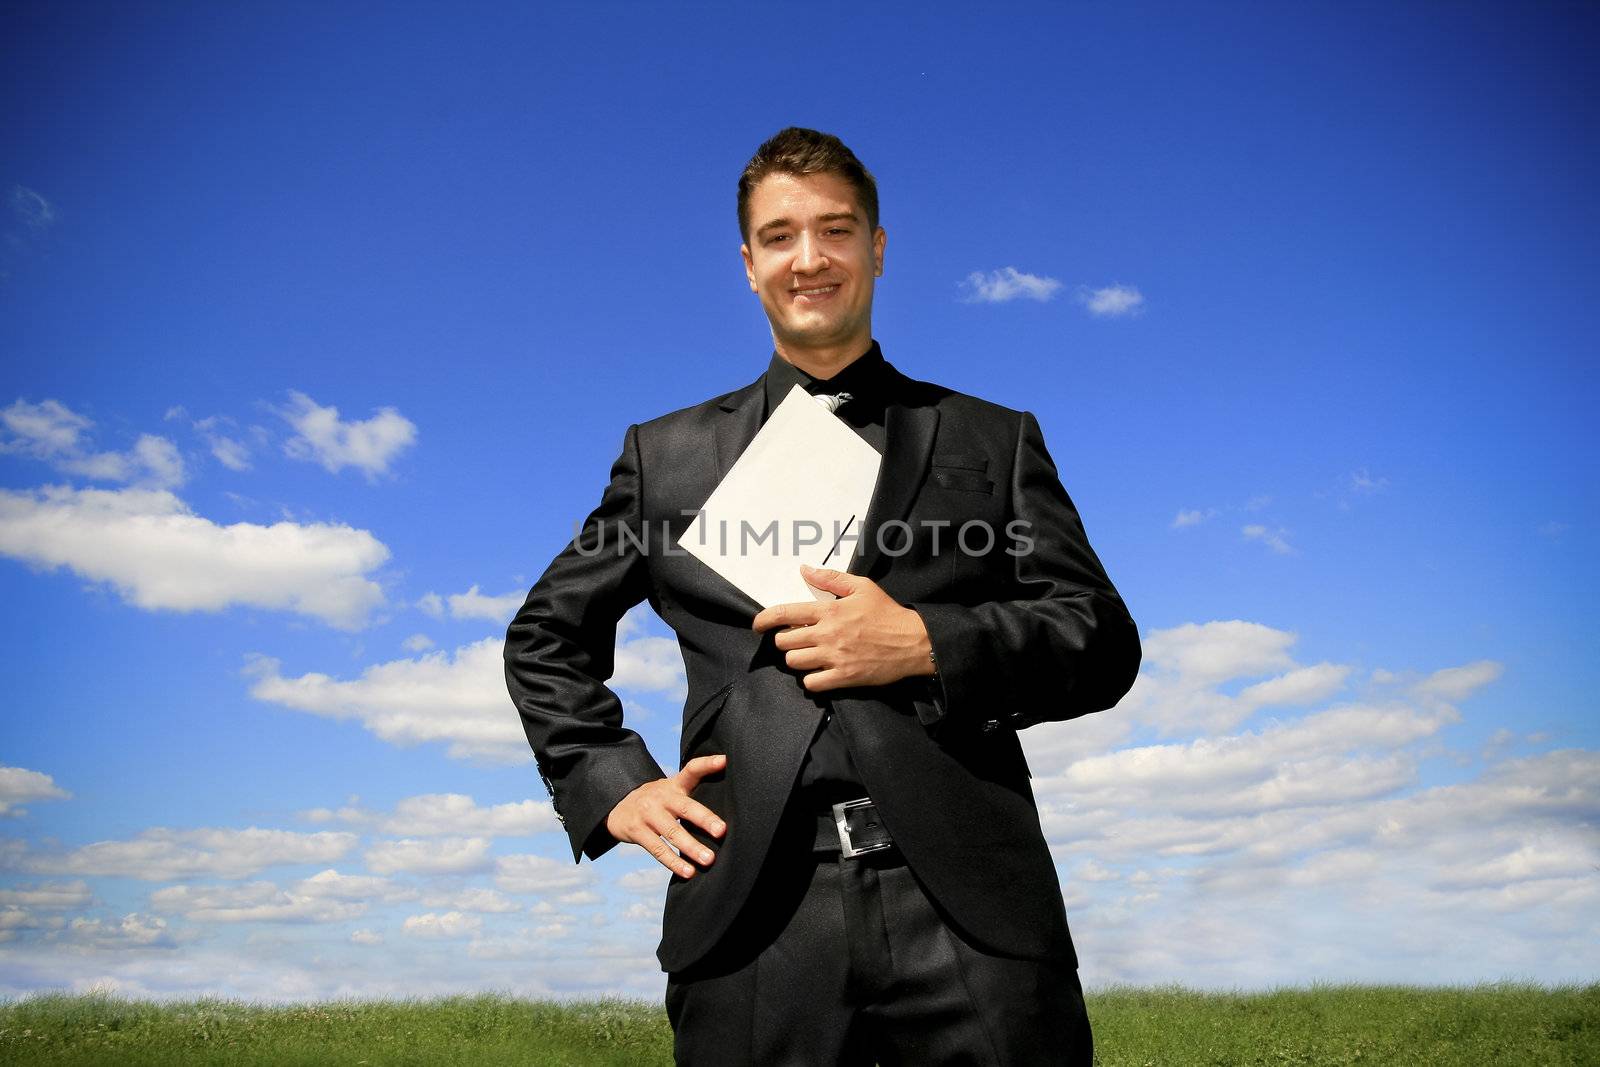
left=737, top=127, right=880, bottom=242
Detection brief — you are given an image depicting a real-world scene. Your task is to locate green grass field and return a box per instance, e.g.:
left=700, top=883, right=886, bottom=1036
left=0, top=983, right=1594, bottom=1065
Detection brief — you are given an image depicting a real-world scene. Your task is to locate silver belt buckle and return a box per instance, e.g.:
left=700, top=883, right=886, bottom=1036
left=833, top=798, right=891, bottom=859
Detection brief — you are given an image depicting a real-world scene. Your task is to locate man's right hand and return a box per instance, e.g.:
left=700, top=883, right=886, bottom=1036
left=604, top=753, right=728, bottom=878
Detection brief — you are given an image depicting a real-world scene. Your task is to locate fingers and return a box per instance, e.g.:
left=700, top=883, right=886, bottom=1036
left=606, top=768, right=730, bottom=879
left=639, top=828, right=697, bottom=878
left=646, top=811, right=716, bottom=875
left=802, top=667, right=848, bottom=693
left=783, top=646, right=827, bottom=672
left=752, top=602, right=822, bottom=633
left=670, top=794, right=727, bottom=838
left=677, top=753, right=727, bottom=789
left=770, top=624, right=819, bottom=652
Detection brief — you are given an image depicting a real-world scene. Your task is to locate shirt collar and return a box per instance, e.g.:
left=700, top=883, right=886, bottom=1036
left=762, top=341, right=889, bottom=416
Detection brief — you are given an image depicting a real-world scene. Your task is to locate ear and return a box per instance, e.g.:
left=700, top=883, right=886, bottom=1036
left=740, top=243, right=758, bottom=292
left=872, top=226, right=886, bottom=277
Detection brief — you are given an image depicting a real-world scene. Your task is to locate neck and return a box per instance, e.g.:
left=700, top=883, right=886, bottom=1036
left=772, top=332, right=874, bottom=380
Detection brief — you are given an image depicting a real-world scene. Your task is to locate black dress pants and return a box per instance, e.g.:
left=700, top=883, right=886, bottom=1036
left=665, top=832, right=1093, bottom=1066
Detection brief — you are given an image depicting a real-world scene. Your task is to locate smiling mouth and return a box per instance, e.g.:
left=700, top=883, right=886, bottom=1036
left=791, top=284, right=838, bottom=300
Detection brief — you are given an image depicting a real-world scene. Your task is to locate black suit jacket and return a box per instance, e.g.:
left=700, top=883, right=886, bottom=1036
left=505, top=354, right=1140, bottom=974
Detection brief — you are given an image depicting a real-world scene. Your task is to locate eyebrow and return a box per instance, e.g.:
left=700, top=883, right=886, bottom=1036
left=755, top=210, right=860, bottom=238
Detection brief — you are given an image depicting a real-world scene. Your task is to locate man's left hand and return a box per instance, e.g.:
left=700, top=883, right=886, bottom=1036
left=752, top=565, right=935, bottom=692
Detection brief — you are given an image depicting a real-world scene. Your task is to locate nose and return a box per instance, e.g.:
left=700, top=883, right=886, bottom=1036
left=792, top=230, right=829, bottom=275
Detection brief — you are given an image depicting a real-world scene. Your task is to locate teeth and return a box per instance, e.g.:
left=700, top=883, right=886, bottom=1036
left=796, top=286, right=836, bottom=296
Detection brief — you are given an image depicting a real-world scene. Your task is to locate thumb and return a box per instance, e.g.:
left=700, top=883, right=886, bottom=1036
left=801, top=564, right=857, bottom=594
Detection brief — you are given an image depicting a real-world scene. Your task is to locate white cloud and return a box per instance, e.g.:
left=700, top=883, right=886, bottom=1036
left=445, top=584, right=524, bottom=622
left=0, top=907, right=65, bottom=938
left=363, top=837, right=492, bottom=876
left=251, top=626, right=685, bottom=763
left=379, top=794, right=559, bottom=838
left=1171, top=508, right=1216, bottom=529
left=350, top=929, right=383, bottom=945
left=1236, top=663, right=1351, bottom=709
left=281, top=391, right=417, bottom=480
left=0, top=485, right=389, bottom=629
left=614, top=640, right=684, bottom=693
left=1242, top=523, right=1294, bottom=555
left=616, top=867, right=669, bottom=895
left=1047, top=747, right=1600, bottom=898
left=1031, top=626, right=1344, bottom=758
left=149, top=882, right=368, bottom=924
left=420, top=887, right=521, bottom=914
left=1039, top=702, right=1455, bottom=816
left=415, top=583, right=534, bottom=625
left=1072, top=860, right=1121, bottom=883
left=296, top=868, right=411, bottom=901
left=0, top=881, right=91, bottom=908
left=960, top=267, right=1062, bottom=303
left=1143, top=620, right=1298, bottom=687
left=298, top=804, right=368, bottom=826
left=401, top=633, right=434, bottom=653
left=192, top=416, right=252, bottom=472
left=465, top=928, right=565, bottom=959
left=208, top=436, right=252, bottom=471
left=1413, top=660, right=1503, bottom=702
left=494, top=854, right=596, bottom=896
left=13, top=828, right=357, bottom=881
left=10, top=185, right=55, bottom=229
left=1076, top=284, right=1145, bottom=317
left=1430, top=839, right=1596, bottom=892
left=2, top=398, right=88, bottom=455
left=1005, top=614, right=1600, bottom=988
left=0, top=766, right=71, bottom=816
left=298, top=794, right=559, bottom=841
left=62, top=913, right=187, bottom=951
left=1, top=400, right=186, bottom=488
left=608, top=607, right=687, bottom=695
left=126, top=435, right=186, bottom=488
left=556, top=889, right=602, bottom=907
left=402, top=911, right=482, bottom=939
left=622, top=901, right=658, bottom=923
left=0, top=933, right=650, bottom=1001
left=1348, top=469, right=1389, bottom=494
left=248, top=638, right=524, bottom=762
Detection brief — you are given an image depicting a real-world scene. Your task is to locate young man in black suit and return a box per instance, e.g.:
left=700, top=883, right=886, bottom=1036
left=505, top=127, right=1139, bottom=1065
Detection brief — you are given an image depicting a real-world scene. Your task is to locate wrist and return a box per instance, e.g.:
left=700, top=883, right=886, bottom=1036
left=901, top=606, right=936, bottom=677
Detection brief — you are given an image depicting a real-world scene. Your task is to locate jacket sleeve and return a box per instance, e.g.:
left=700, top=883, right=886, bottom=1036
left=504, top=423, right=666, bottom=862
left=907, top=410, right=1140, bottom=733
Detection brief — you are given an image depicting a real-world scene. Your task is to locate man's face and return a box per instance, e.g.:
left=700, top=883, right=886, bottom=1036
left=741, top=171, right=886, bottom=360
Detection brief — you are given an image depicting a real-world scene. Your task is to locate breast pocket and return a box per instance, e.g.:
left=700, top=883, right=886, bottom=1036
left=930, top=452, right=994, bottom=495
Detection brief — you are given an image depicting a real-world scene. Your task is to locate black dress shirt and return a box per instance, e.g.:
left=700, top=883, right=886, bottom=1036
left=760, top=342, right=895, bottom=803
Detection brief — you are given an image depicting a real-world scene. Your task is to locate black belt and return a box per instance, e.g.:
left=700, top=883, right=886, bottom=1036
left=813, top=797, right=894, bottom=858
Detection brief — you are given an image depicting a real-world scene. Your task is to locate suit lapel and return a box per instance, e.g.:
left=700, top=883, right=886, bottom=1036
left=713, top=376, right=766, bottom=485
left=852, top=373, right=939, bottom=578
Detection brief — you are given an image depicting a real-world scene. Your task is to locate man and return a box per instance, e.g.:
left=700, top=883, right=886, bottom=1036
left=504, top=127, right=1139, bottom=1065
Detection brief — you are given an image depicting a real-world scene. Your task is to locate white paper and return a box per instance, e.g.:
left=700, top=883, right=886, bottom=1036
left=679, top=385, right=883, bottom=609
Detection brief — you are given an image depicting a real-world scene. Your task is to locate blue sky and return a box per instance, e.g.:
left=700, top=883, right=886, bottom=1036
left=2, top=2, right=1595, bottom=999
